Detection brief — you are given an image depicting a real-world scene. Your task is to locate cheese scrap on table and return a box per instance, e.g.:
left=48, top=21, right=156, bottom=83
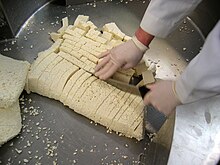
left=0, top=54, right=30, bottom=146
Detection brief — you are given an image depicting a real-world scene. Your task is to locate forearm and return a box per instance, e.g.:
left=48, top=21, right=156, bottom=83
left=140, top=0, right=202, bottom=38
left=175, top=21, right=220, bottom=104
left=135, top=27, right=154, bottom=47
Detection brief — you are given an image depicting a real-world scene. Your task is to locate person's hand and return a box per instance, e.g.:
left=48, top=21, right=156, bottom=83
left=144, top=80, right=181, bottom=116
left=94, top=39, right=145, bottom=80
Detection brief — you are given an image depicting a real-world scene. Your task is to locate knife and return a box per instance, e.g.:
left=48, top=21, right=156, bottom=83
left=106, top=79, right=167, bottom=133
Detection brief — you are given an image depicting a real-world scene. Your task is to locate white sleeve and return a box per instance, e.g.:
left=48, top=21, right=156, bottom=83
left=175, top=21, right=220, bottom=104
left=140, top=0, right=202, bottom=38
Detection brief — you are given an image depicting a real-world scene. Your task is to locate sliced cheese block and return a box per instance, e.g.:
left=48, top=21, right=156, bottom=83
left=0, top=55, right=30, bottom=108
left=103, top=92, right=130, bottom=128
left=27, top=16, right=146, bottom=141
left=0, top=101, right=22, bottom=146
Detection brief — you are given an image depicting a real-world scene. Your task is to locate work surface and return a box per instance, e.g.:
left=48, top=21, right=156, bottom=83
left=0, top=0, right=205, bottom=164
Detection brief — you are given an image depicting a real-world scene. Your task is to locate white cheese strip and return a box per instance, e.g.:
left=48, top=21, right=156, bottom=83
left=60, top=69, right=86, bottom=104
left=57, top=51, right=85, bottom=69
left=55, top=65, right=79, bottom=100
left=28, top=53, right=58, bottom=93
left=108, top=94, right=136, bottom=133
left=65, top=71, right=91, bottom=106
left=95, top=88, right=121, bottom=123
left=49, top=60, right=74, bottom=100
left=37, top=55, right=62, bottom=96
left=74, top=15, right=89, bottom=26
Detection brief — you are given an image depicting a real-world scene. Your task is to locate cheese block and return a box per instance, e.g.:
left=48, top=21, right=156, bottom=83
left=0, top=54, right=30, bottom=108
left=0, top=101, right=22, bottom=146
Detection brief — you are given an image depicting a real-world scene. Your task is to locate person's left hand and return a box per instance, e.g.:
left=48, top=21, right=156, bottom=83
left=144, top=80, right=181, bottom=116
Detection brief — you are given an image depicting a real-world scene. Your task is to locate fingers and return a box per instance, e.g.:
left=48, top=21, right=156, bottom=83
left=98, top=50, right=110, bottom=59
left=94, top=55, right=110, bottom=72
left=100, top=64, right=119, bottom=80
left=121, top=63, right=133, bottom=69
left=95, top=61, right=119, bottom=80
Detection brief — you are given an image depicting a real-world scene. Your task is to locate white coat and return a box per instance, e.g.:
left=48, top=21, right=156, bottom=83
left=140, top=0, right=220, bottom=104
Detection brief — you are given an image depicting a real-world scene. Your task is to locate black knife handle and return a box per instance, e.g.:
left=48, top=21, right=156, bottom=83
left=138, top=85, right=150, bottom=99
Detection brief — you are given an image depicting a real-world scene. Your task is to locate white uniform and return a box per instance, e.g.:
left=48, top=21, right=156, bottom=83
left=140, top=0, right=220, bottom=104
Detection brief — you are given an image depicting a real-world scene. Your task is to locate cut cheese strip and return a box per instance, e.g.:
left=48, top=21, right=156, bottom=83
left=95, top=88, right=121, bottom=123
left=37, top=55, right=62, bottom=96
left=28, top=53, right=57, bottom=93
left=50, top=32, right=62, bottom=41
left=142, top=70, right=155, bottom=84
left=49, top=60, right=76, bottom=100
left=66, top=71, right=91, bottom=105
left=55, top=65, right=79, bottom=100
left=72, top=80, right=114, bottom=119
left=90, top=85, right=117, bottom=119
left=57, top=51, right=85, bottom=69
left=74, top=15, right=89, bottom=26
left=42, top=59, right=66, bottom=97
left=104, top=92, right=130, bottom=128
left=73, top=76, right=97, bottom=101
left=60, top=69, right=85, bottom=104
left=108, top=94, right=136, bottom=133
left=60, top=46, right=72, bottom=54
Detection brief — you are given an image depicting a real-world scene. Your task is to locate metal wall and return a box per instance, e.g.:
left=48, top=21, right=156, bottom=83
left=0, top=0, right=51, bottom=38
